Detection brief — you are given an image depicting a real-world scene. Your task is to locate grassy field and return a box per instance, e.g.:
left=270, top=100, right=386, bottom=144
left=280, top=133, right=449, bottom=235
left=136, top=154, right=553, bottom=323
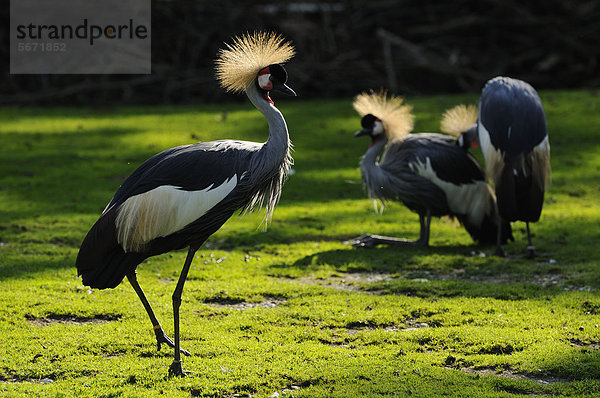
left=0, top=89, right=599, bottom=397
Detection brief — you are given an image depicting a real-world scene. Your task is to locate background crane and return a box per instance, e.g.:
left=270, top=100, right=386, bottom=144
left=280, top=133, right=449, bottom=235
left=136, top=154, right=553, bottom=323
left=75, top=32, right=296, bottom=376
left=475, top=76, right=551, bottom=257
left=350, top=91, right=512, bottom=249
left=440, top=104, right=479, bottom=151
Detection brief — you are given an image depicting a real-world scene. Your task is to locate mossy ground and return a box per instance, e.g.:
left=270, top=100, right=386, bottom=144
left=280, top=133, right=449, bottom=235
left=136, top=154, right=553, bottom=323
left=1, top=90, right=599, bottom=397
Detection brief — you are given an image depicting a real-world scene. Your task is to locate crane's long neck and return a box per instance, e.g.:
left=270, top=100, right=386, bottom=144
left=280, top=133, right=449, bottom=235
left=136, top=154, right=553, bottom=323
left=360, top=137, right=387, bottom=174
left=241, top=81, right=293, bottom=224
left=245, top=82, right=290, bottom=164
left=360, top=137, right=389, bottom=200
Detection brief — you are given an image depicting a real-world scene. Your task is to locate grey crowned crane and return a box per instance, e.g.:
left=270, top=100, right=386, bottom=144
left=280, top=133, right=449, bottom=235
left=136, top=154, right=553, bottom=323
left=75, top=32, right=296, bottom=376
left=461, top=77, right=551, bottom=257
left=350, top=90, right=512, bottom=248
left=440, top=104, right=479, bottom=151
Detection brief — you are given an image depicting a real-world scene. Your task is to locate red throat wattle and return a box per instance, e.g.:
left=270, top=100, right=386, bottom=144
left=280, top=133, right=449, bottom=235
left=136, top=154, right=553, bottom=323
left=264, top=92, right=274, bottom=105
left=369, top=136, right=380, bottom=147
left=258, top=67, right=274, bottom=104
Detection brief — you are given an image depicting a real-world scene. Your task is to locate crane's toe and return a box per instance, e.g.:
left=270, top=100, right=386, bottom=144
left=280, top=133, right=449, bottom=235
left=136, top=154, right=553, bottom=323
left=168, top=360, right=192, bottom=377
left=155, top=328, right=191, bottom=356
left=492, top=246, right=507, bottom=258
left=526, top=246, right=536, bottom=259
left=349, top=234, right=378, bottom=248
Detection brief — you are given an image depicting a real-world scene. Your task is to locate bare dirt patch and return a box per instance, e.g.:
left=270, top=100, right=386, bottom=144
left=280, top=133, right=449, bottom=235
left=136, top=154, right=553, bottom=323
left=569, top=338, right=600, bottom=350
left=26, top=314, right=120, bottom=326
left=460, top=366, right=568, bottom=385
left=0, top=377, right=55, bottom=384
left=295, top=268, right=568, bottom=294
left=204, top=297, right=286, bottom=310
left=345, top=322, right=429, bottom=335
left=298, top=272, right=395, bottom=293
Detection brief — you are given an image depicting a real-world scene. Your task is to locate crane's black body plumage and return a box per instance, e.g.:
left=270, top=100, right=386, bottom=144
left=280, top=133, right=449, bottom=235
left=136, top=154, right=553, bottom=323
left=76, top=141, right=260, bottom=289
left=379, top=135, right=452, bottom=217
left=376, top=133, right=510, bottom=245
left=480, top=79, right=547, bottom=163
left=477, top=76, right=550, bottom=256
left=390, top=134, right=483, bottom=187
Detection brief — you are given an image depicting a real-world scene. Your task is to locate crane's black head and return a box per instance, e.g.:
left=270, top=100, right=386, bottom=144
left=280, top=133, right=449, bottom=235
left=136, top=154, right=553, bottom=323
left=354, top=114, right=385, bottom=145
left=457, top=125, right=479, bottom=150
left=256, top=64, right=296, bottom=103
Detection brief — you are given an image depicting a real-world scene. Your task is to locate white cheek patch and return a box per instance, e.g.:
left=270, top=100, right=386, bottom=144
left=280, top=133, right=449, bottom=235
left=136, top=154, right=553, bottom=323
left=409, top=157, right=494, bottom=226
left=372, top=120, right=384, bottom=135
left=115, top=175, right=238, bottom=252
left=258, top=74, right=273, bottom=90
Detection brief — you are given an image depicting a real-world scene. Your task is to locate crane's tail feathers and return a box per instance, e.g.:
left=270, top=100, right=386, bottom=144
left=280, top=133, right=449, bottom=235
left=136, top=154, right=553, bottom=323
left=531, top=136, right=551, bottom=192
left=461, top=211, right=513, bottom=245
left=76, top=211, right=145, bottom=289
left=79, top=249, right=143, bottom=289
left=458, top=188, right=513, bottom=245
left=496, top=157, right=546, bottom=223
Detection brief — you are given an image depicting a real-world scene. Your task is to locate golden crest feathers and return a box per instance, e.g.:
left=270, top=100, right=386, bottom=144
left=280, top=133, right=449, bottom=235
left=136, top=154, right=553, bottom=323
left=440, top=104, right=478, bottom=137
left=215, top=31, right=295, bottom=93
left=353, top=90, right=414, bottom=139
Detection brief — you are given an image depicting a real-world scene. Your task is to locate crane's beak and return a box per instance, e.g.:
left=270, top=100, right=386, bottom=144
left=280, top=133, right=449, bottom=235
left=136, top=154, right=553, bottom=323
left=354, top=128, right=372, bottom=137
left=272, top=82, right=296, bottom=96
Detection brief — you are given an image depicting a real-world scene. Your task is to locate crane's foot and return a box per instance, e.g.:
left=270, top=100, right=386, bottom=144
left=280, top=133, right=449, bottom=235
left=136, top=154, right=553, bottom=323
left=511, top=246, right=548, bottom=259
left=491, top=246, right=506, bottom=257
left=413, top=238, right=428, bottom=247
left=347, top=234, right=426, bottom=248
left=525, top=246, right=536, bottom=259
left=490, top=246, right=547, bottom=259
left=168, top=360, right=194, bottom=377
left=155, top=328, right=191, bottom=356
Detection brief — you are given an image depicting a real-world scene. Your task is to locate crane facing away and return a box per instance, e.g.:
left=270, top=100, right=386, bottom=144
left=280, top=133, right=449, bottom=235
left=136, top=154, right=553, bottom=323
left=75, top=32, right=296, bottom=376
left=350, top=90, right=512, bottom=248
left=471, top=76, right=551, bottom=257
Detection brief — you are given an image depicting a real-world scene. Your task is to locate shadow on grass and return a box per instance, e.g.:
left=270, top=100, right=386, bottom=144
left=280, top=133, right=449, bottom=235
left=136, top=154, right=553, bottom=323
left=0, top=252, right=74, bottom=280
left=538, top=345, right=600, bottom=382
left=0, top=126, right=153, bottom=217
left=268, top=244, right=570, bottom=300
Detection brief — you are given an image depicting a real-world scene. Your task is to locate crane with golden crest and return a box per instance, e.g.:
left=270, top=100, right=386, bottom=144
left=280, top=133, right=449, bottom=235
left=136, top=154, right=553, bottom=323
left=350, top=90, right=512, bottom=248
left=75, top=31, right=296, bottom=376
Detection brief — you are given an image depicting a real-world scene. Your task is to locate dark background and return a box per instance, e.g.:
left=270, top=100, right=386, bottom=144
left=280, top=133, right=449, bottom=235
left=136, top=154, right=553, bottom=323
left=1, top=0, right=599, bottom=105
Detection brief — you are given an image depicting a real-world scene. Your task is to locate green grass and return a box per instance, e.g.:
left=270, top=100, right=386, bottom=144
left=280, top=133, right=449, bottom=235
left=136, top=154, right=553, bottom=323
left=1, top=89, right=600, bottom=397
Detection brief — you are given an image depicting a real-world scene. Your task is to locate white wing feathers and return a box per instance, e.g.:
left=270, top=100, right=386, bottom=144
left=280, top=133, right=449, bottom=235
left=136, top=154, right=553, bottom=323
left=115, top=176, right=238, bottom=252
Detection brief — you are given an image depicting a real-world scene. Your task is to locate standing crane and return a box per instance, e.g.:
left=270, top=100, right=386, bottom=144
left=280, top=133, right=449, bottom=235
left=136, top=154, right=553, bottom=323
left=75, top=32, right=296, bottom=376
left=474, top=76, right=551, bottom=257
left=350, top=90, right=511, bottom=248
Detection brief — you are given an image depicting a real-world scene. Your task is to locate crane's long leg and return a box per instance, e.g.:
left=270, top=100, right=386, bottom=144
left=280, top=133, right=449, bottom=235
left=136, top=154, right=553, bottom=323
left=168, top=246, right=199, bottom=377
left=348, top=211, right=430, bottom=248
left=493, top=218, right=507, bottom=257
left=417, top=211, right=431, bottom=246
left=126, top=272, right=191, bottom=356
left=525, top=222, right=536, bottom=258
